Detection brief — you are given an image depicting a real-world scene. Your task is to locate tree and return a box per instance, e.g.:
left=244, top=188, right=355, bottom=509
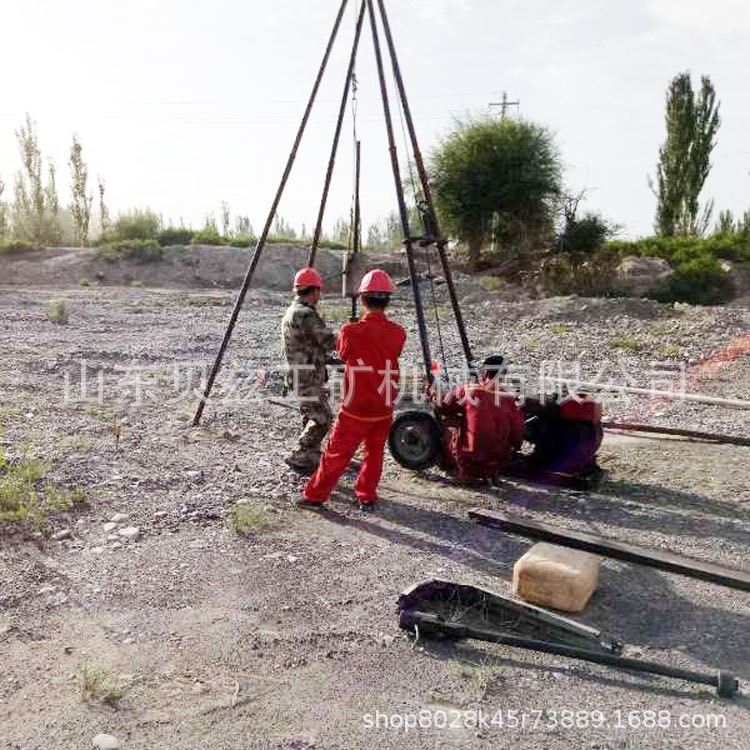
left=13, top=114, right=46, bottom=244
left=429, top=117, right=562, bottom=261
left=220, top=201, right=231, bottom=237
left=69, top=135, right=92, bottom=246
left=653, top=72, right=720, bottom=237
left=98, top=177, right=110, bottom=239
left=0, top=177, right=7, bottom=239
left=554, top=189, right=617, bottom=254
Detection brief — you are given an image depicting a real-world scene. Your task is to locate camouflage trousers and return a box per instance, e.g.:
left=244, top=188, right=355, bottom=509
left=288, top=386, right=333, bottom=467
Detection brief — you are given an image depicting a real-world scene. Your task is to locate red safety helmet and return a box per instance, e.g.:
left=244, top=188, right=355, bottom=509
left=358, top=269, right=395, bottom=295
left=293, top=266, right=323, bottom=292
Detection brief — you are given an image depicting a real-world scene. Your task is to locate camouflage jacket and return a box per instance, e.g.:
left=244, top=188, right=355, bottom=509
left=281, top=298, right=336, bottom=390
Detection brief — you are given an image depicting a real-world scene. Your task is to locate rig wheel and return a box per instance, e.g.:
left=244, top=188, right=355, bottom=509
left=389, top=411, right=442, bottom=471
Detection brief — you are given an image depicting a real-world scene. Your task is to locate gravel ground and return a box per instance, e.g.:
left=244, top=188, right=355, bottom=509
left=0, top=284, right=749, bottom=750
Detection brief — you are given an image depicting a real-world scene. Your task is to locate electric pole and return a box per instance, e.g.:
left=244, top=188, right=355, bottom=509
left=489, top=91, right=519, bottom=120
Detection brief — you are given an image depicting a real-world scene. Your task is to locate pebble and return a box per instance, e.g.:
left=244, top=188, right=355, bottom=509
left=110, top=513, right=129, bottom=524
left=91, top=734, right=120, bottom=750
left=118, top=527, right=141, bottom=541
left=102, top=522, right=118, bottom=533
left=51, top=529, right=72, bottom=541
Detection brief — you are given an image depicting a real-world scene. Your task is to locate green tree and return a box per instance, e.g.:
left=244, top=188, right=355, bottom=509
left=69, top=135, right=92, bottom=246
left=97, top=177, right=110, bottom=239
left=220, top=201, right=231, bottom=237
left=429, top=117, right=562, bottom=261
left=0, top=177, right=7, bottom=239
left=653, top=72, right=720, bottom=237
left=13, top=114, right=46, bottom=244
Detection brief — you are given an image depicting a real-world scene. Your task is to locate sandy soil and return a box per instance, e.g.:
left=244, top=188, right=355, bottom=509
left=0, top=284, right=749, bottom=750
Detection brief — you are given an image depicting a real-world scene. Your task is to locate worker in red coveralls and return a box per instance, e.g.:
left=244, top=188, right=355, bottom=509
left=301, top=269, right=406, bottom=510
left=436, top=355, right=524, bottom=482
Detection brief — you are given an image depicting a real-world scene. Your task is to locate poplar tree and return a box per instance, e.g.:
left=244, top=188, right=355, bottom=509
left=653, top=73, right=720, bottom=237
left=69, top=134, right=93, bottom=246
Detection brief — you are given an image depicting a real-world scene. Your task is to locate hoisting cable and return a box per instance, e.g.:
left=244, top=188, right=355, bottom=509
left=394, top=65, right=449, bottom=382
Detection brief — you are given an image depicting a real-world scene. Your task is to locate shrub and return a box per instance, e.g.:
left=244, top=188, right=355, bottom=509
left=48, top=299, right=69, bottom=324
left=79, top=278, right=91, bottom=287
left=555, top=213, right=615, bottom=255
left=479, top=275, right=505, bottom=292
left=650, top=254, right=733, bottom=306
left=112, top=209, right=161, bottom=241
left=191, top=226, right=226, bottom=245
left=97, top=239, right=163, bottom=263
left=158, top=227, right=194, bottom=246
left=229, top=233, right=256, bottom=248
left=606, top=235, right=750, bottom=265
left=538, top=247, right=621, bottom=297
left=0, top=240, right=35, bottom=255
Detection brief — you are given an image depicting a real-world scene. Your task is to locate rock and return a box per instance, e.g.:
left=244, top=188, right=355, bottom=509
left=616, top=255, right=672, bottom=297
left=118, top=527, right=140, bottom=541
left=102, top=522, right=118, bottom=533
left=92, top=734, right=120, bottom=750
left=51, top=529, right=72, bottom=541
left=110, top=513, right=129, bottom=524
left=513, top=543, right=602, bottom=613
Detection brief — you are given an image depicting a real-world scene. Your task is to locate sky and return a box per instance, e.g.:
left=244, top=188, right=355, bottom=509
left=1, top=0, right=749, bottom=240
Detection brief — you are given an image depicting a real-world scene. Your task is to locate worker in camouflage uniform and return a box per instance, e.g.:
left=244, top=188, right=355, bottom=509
left=281, top=267, right=337, bottom=474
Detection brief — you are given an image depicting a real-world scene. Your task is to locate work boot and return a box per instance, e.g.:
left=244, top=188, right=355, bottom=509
left=295, top=490, right=327, bottom=510
left=284, top=455, right=317, bottom=476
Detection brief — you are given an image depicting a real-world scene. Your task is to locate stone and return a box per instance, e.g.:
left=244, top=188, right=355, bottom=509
left=110, top=513, right=129, bottom=524
left=616, top=255, right=672, bottom=297
left=51, top=529, right=72, bottom=541
left=92, top=734, right=120, bottom=749
left=118, top=527, right=140, bottom=541
left=102, top=522, right=118, bottom=533
left=513, top=542, right=601, bottom=613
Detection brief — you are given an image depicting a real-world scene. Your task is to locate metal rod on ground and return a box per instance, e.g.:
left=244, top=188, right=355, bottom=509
left=468, top=509, right=750, bottom=592
left=308, top=0, right=367, bottom=267
left=375, top=0, right=474, bottom=374
left=191, top=0, right=350, bottom=427
left=399, top=610, right=739, bottom=698
left=603, top=421, right=750, bottom=448
left=549, top=380, right=750, bottom=411
left=366, top=0, right=433, bottom=382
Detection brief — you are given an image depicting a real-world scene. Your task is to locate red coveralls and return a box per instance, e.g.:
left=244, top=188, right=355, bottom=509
left=304, top=311, right=407, bottom=504
left=438, top=379, right=524, bottom=481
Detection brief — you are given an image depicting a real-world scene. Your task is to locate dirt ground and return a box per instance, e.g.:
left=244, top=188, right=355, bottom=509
left=1, top=281, right=749, bottom=750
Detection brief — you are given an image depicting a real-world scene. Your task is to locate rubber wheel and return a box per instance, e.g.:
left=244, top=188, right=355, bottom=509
left=389, top=410, right=442, bottom=470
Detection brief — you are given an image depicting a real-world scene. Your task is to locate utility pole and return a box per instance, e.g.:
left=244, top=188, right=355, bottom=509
left=489, top=91, right=519, bottom=120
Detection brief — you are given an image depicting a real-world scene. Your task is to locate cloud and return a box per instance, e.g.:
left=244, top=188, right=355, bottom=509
left=649, top=0, right=750, bottom=33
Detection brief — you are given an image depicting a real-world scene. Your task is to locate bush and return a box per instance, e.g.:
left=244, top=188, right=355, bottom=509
left=606, top=235, right=750, bottom=265
left=555, top=213, right=615, bottom=255
left=48, top=299, right=70, bottom=324
left=97, top=239, right=163, bottom=263
left=191, top=226, right=226, bottom=245
left=229, top=233, right=256, bottom=248
left=538, top=247, right=621, bottom=297
left=0, top=240, right=36, bottom=255
left=158, top=227, right=194, bottom=246
left=112, top=209, right=161, bottom=241
left=650, top=254, right=733, bottom=305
